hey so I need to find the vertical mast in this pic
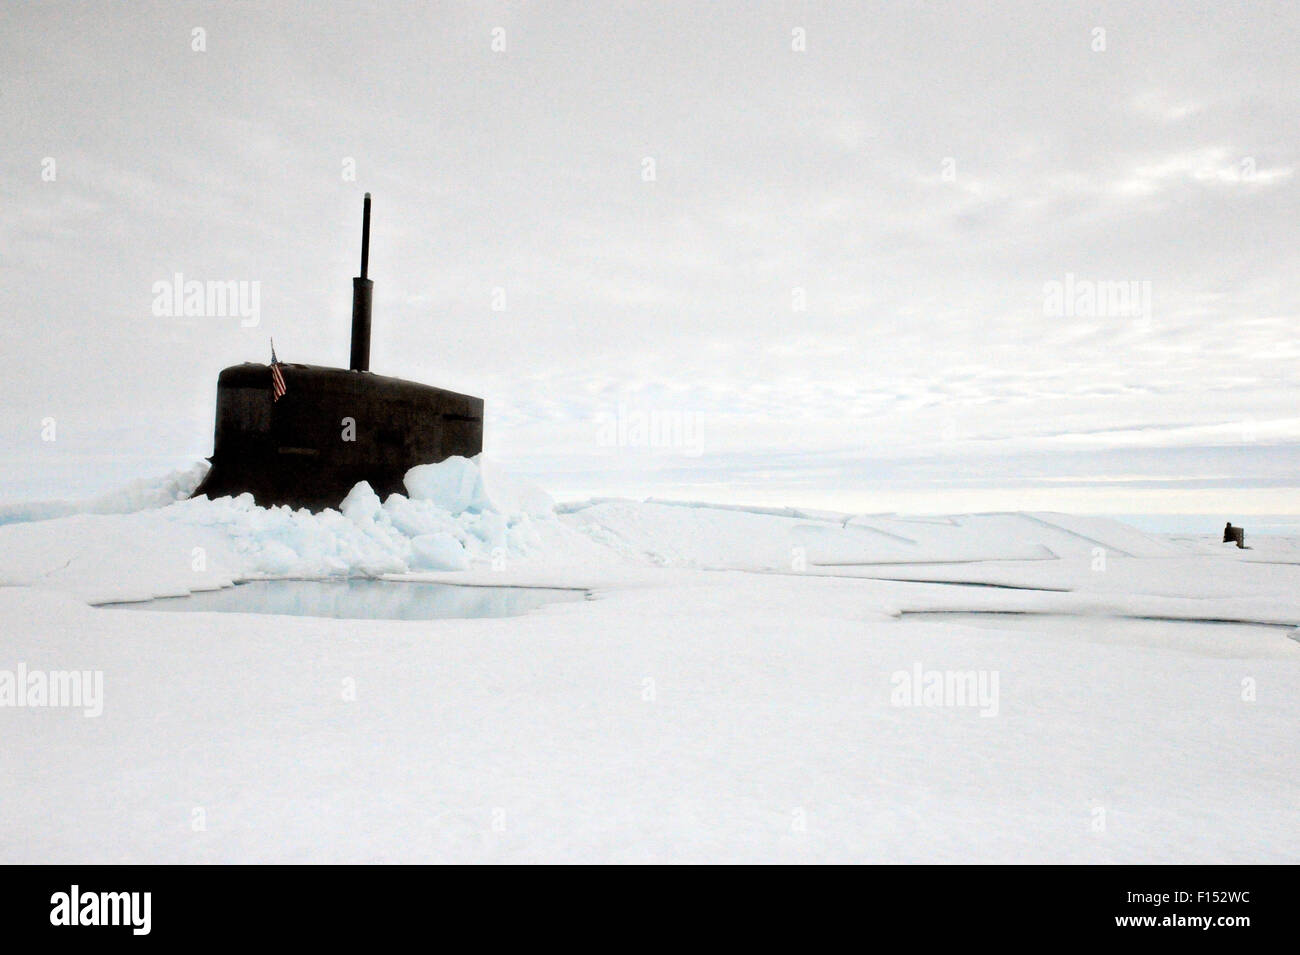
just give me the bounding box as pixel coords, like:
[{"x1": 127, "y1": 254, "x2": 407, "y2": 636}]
[{"x1": 350, "y1": 193, "x2": 373, "y2": 372}]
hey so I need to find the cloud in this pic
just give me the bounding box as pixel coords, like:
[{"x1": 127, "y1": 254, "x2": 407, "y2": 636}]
[
  {"x1": 1113, "y1": 147, "x2": 1293, "y2": 196},
  {"x1": 0, "y1": 1, "x2": 1297, "y2": 514},
  {"x1": 1130, "y1": 90, "x2": 1204, "y2": 123}
]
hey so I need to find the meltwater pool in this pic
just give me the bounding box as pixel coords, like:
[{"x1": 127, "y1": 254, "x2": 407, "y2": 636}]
[{"x1": 101, "y1": 578, "x2": 588, "y2": 620}]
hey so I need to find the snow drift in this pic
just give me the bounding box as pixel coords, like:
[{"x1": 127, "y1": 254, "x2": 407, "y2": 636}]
[
  {"x1": 0, "y1": 461, "x2": 209, "y2": 526},
  {"x1": 0, "y1": 456, "x2": 593, "y2": 604}
]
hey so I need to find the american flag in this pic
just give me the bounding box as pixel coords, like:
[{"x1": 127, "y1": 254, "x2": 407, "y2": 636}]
[{"x1": 270, "y1": 340, "x2": 287, "y2": 402}]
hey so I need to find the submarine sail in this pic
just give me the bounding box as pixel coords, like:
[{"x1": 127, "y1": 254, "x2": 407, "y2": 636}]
[{"x1": 191, "y1": 196, "x2": 484, "y2": 510}]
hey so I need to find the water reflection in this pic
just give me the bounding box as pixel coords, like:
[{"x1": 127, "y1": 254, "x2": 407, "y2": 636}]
[{"x1": 103, "y1": 578, "x2": 586, "y2": 620}]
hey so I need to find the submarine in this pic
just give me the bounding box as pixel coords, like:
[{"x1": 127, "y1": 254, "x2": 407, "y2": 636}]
[{"x1": 192, "y1": 195, "x2": 484, "y2": 511}]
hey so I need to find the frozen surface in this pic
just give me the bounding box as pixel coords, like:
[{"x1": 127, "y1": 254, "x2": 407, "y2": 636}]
[
  {"x1": 0, "y1": 461, "x2": 1297, "y2": 863},
  {"x1": 0, "y1": 461, "x2": 207, "y2": 526},
  {"x1": 904, "y1": 612, "x2": 1296, "y2": 659}
]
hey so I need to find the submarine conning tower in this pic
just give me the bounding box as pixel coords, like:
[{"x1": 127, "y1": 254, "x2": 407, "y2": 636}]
[{"x1": 191, "y1": 195, "x2": 485, "y2": 511}]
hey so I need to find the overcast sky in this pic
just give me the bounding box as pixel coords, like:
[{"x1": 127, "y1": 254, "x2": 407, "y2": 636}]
[{"x1": 2, "y1": 1, "x2": 1297, "y2": 517}]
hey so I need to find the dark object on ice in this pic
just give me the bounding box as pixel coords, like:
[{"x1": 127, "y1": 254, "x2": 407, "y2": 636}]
[
  {"x1": 1224, "y1": 522, "x2": 1245, "y2": 548},
  {"x1": 192, "y1": 195, "x2": 484, "y2": 510},
  {"x1": 192, "y1": 364, "x2": 483, "y2": 510}
]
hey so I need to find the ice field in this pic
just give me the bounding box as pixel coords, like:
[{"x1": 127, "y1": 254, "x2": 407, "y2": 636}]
[{"x1": 1, "y1": 458, "x2": 1296, "y2": 863}]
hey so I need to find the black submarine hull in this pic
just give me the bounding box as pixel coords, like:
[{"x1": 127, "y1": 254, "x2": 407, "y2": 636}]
[{"x1": 192, "y1": 363, "x2": 484, "y2": 510}]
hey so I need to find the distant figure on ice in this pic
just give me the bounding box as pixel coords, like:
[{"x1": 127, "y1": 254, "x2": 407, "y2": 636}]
[{"x1": 1224, "y1": 522, "x2": 1246, "y2": 548}]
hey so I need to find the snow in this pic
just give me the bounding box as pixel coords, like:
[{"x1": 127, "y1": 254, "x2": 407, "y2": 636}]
[
  {"x1": 0, "y1": 460, "x2": 1297, "y2": 862},
  {"x1": 0, "y1": 456, "x2": 604, "y2": 603},
  {"x1": 0, "y1": 461, "x2": 208, "y2": 526}
]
